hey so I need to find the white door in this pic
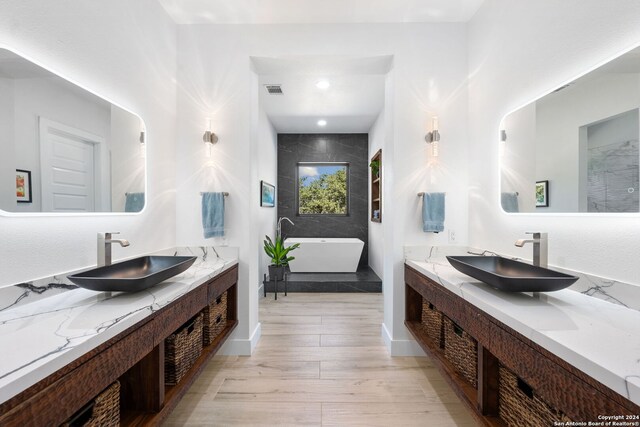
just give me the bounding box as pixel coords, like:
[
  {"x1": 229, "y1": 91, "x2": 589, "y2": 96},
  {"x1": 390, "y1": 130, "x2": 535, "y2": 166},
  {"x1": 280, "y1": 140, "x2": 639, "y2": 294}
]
[{"x1": 40, "y1": 119, "x2": 104, "y2": 212}]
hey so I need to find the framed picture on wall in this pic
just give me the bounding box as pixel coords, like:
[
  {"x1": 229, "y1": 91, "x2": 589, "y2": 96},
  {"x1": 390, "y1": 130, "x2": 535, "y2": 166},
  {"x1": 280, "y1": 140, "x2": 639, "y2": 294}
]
[
  {"x1": 261, "y1": 180, "x2": 275, "y2": 207},
  {"x1": 535, "y1": 180, "x2": 549, "y2": 207},
  {"x1": 16, "y1": 169, "x2": 32, "y2": 203}
]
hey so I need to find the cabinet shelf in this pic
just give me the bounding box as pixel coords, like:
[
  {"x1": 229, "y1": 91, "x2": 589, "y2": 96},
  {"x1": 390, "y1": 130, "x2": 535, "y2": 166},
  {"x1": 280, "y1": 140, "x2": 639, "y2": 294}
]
[{"x1": 370, "y1": 149, "x2": 382, "y2": 223}]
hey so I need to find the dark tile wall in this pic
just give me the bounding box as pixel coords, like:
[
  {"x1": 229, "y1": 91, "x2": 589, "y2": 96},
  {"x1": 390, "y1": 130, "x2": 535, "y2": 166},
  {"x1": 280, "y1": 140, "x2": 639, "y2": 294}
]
[{"x1": 277, "y1": 134, "x2": 369, "y2": 267}]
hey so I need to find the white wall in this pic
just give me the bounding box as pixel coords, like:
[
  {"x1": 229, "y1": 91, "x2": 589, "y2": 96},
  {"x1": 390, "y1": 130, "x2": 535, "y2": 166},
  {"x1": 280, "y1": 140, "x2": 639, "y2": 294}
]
[
  {"x1": 0, "y1": 78, "x2": 15, "y2": 211},
  {"x1": 176, "y1": 23, "x2": 469, "y2": 355},
  {"x1": 0, "y1": 0, "x2": 177, "y2": 288},
  {"x1": 368, "y1": 111, "x2": 384, "y2": 278},
  {"x1": 500, "y1": 103, "x2": 536, "y2": 212},
  {"x1": 468, "y1": 0, "x2": 640, "y2": 285},
  {"x1": 535, "y1": 74, "x2": 640, "y2": 212},
  {"x1": 9, "y1": 77, "x2": 112, "y2": 213},
  {"x1": 110, "y1": 105, "x2": 146, "y2": 212},
  {"x1": 257, "y1": 101, "x2": 278, "y2": 294}
]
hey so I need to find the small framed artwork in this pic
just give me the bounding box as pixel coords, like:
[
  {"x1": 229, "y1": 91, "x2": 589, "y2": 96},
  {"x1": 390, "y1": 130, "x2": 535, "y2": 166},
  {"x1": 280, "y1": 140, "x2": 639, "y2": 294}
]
[
  {"x1": 16, "y1": 169, "x2": 32, "y2": 203},
  {"x1": 535, "y1": 180, "x2": 549, "y2": 207},
  {"x1": 260, "y1": 180, "x2": 275, "y2": 207}
]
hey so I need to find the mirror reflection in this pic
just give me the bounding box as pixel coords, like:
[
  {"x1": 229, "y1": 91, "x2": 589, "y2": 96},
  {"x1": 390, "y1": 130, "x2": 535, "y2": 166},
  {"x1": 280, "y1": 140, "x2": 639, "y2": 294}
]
[
  {"x1": 500, "y1": 46, "x2": 640, "y2": 213},
  {"x1": 0, "y1": 48, "x2": 145, "y2": 214}
]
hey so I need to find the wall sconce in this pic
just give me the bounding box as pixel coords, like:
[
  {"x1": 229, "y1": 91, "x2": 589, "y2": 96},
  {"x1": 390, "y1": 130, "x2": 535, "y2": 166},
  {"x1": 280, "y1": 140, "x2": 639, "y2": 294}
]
[
  {"x1": 139, "y1": 130, "x2": 146, "y2": 158},
  {"x1": 203, "y1": 130, "x2": 218, "y2": 145},
  {"x1": 203, "y1": 119, "x2": 218, "y2": 158},
  {"x1": 425, "y1": 116, "x2": 440, "y2": 156}
]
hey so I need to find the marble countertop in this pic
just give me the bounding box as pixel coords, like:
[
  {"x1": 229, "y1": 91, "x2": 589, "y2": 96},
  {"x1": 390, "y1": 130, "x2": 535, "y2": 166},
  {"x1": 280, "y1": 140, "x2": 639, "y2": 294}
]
[
  {"x1": 405, "y1": 249, "x2": 640, "y2": 406},
  {"x1": 0, "y1": 247, "x2": 238, "y2": 404}
]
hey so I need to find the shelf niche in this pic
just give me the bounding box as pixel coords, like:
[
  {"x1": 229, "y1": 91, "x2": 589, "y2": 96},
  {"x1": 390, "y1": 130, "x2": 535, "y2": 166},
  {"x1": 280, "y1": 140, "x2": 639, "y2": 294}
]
[{"x1": 370, "y1": 149, "x2": 382, "y2": 223}]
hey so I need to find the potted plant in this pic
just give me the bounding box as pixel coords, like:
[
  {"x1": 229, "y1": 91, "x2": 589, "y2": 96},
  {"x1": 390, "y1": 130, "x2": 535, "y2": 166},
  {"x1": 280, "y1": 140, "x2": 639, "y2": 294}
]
[
  {"x1": 263, "y1": 235, "x2": 300, "y2": 281},
  {"x1": 369, "y1": 159, "x2": 380, "y2": 178}
]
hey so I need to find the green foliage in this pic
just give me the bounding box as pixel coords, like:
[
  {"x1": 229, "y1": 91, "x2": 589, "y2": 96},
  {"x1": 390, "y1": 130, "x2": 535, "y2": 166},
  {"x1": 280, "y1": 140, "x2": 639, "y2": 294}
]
[
  {"x1": 369, "y1": 160, "x2": 380, "y2": 177},
  {"x1": 263, "y1": 235, "x2": 300, "y2": 266},
  {"x1": 299, "y1": 169, "x2": 347, "y2": 214}
]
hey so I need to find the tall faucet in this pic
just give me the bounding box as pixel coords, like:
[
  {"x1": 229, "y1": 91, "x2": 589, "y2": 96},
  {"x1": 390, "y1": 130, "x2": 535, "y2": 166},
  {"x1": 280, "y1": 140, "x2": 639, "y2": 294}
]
[
  {"x1": 277, "y1": 217, "x2": 294, "y2": 240},
  {"x1": 515, "y1": 232, "x2": 548, "y2": 268},
  {"x1": 97, "y1": 232, "x2": 130, "y2": 267}
]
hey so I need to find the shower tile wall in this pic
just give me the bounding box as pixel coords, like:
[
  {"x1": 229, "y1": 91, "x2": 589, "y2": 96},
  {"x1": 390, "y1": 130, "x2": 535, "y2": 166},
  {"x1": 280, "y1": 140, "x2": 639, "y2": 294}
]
[{"x1": 277, "y1": 134, "x2": 369, "y2": 268}]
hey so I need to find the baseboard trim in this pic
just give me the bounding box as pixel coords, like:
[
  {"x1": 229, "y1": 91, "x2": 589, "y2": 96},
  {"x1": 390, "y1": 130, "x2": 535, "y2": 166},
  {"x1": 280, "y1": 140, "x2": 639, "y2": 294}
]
[
  {"x1": 219, "y1": 322, "x2": 262, "y2": 356},
  {"x1": 381, "y1": 323, "x2": 425, "y2": 356}
]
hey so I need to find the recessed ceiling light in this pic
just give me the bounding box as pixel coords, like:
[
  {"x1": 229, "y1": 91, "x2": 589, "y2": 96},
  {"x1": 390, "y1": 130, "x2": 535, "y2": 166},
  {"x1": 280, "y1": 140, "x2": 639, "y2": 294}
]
[
  {"x1": 316, "y1": 80, "x2": 330, "y2": 90},
  {"x1": 317, "y1": 119, "x2": 327, "y2": 127}
]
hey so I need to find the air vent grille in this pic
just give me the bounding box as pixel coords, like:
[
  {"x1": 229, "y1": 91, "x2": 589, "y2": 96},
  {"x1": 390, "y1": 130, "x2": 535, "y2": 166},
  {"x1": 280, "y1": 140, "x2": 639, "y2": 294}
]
[{"x1": 264, "y1": 84, "x2": 283, "y2": 95}]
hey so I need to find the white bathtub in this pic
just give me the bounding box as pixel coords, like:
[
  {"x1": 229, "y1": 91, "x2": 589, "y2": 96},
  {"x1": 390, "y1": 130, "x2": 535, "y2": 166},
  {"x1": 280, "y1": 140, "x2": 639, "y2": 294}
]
[{"x1": 285, "y1": 238, "x2": 364, "y2": 273}]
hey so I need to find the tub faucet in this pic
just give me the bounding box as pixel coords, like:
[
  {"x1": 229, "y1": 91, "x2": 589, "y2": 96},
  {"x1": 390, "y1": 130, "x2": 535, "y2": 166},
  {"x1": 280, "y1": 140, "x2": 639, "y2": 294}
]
[
  {"x1": 515, "y1": 232, "x2": 548, "y2": 268},
  {"x1": 277, "y1": 217, "x2": 294, "y2": 240},
  {"x1": 98, "y1": 232, "x2": 130, "y2": 267}
]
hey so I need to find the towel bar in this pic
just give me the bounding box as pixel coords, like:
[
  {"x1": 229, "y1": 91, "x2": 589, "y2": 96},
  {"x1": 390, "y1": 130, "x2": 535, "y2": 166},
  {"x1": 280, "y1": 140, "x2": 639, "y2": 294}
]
[
  {"x1": 417, "y1": 192, "x2": 447, "y2": 196},
  {"x1": 200, "y1": 192, "x2": 229, "y2": 196}
]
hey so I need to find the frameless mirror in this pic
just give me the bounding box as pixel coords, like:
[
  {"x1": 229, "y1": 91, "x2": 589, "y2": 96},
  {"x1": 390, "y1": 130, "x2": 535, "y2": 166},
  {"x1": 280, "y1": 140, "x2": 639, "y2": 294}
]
[
  {"x1": 0, "y1": 48, "x2": 146, "y2": 214},
  {"x1": 500, "y1": 46, "x2": 640, "y2": 213}
]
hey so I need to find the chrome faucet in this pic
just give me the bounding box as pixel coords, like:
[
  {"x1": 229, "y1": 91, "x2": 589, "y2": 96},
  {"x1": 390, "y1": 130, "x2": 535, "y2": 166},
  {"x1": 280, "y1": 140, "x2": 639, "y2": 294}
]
[
  {"x1": 277, "y1": 217, "x2": 294, "y2": 240},
  {"x1": 515, "y1": 232, "x2": 548, "y2": 268},
  {"x1": 97, "y1": 232, "x2": 130, "y2": 267}
]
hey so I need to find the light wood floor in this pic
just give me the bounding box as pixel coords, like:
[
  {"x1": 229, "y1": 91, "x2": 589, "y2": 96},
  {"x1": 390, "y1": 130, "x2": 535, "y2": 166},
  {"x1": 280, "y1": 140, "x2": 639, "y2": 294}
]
[{"x1": 164, "y1": 293, "x2": 478, "y2": 426}]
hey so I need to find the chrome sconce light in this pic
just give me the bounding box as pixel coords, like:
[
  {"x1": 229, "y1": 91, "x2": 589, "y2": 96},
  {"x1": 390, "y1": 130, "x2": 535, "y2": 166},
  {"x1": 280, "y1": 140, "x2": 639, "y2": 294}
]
[
  {"x1": 203, "y1": 130, "x2": 218, "y2": 145},
  {"x1": 499, "y1": 129, "x2": 507, "y2": 157},
  {"x1": 203, "y1": 119, "x2": 218, "y2": 158},
  {"x1": 139, "y1": 130, "x2": 146, "y2": 158},
  {"x1": 425, "y1": 116, "x2": 440, "y2": 156}
]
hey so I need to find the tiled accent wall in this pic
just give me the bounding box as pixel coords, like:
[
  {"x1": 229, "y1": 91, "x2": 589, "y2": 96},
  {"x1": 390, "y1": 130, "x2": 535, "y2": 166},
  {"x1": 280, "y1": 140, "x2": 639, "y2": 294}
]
[{"x1": 277, "y1": 134, "x2": 369, "y2": 268}]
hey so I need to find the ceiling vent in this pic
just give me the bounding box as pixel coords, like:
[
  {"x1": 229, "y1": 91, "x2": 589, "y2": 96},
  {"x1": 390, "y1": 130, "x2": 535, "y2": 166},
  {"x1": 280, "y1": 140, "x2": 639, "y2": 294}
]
[{"x1": 264, "y1": 84, "x2": 283, "y2": 95}]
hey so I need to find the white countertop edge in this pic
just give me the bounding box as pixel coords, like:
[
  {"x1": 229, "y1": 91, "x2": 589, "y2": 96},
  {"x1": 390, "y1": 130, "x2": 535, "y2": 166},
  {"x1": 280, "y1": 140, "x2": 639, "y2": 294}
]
[
  {"x1": 0, "y1": 257, "x2": 238, "y2": 404},
  {"x1": 405, "y1": 259, "x2": 640, "y2": 406}
]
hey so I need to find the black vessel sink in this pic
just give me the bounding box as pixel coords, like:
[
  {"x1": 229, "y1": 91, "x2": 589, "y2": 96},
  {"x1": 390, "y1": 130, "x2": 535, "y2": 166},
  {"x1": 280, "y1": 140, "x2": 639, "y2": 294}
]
[
  {"x1": 68, "y1": 256, "x2": 197, "y2": 292},
  {"x1": 446, "y1": 256, "x2": 579, "y2": 292}
]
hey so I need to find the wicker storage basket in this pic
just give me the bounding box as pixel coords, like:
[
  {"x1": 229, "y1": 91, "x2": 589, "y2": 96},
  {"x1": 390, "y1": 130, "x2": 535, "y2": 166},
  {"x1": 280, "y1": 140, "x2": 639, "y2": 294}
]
[
  {"x1": 499, "y1": 365, "x2": 572, "y2": 427},
  {"x1": 443, "y1": 316, "x2": 478, "y2": 388},
  {"x1": 203, "y1": 291, "x2": 228, "y2": 346},
  {"x1": 421, "y1": 300, "x2": 443, "y2": 347},
  {"x1": 165, "y1": 313, "x2": 204, "y2": 385},
  {"x1": 62, "y1": 381, "x2": 120, "y2": 427}
]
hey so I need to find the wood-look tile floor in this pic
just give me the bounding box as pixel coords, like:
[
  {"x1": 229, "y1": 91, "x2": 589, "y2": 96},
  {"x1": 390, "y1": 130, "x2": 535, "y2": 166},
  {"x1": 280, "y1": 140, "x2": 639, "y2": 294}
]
[{"x1": 164, "y1": 293, "x2": 478, "y2": 426}]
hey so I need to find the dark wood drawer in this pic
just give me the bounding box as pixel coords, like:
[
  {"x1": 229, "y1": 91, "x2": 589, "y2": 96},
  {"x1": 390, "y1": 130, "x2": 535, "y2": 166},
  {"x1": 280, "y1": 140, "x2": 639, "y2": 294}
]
[
  {"x1": 153, "y1": 285, "x2": 208, "y2": 347},
  {"x1": 208, "y1": 265, "x2": 238, "y2": 302}
]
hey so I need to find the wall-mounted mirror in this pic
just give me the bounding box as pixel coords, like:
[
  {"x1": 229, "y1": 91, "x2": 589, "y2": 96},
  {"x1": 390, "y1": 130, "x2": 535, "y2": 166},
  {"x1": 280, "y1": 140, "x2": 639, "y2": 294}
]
[
  {"x1": 500, "y1": 46, "x2": 640, "y2": 214},
  {"x1": 0, "y1": 48, "x2": 146, "y2": 214}
]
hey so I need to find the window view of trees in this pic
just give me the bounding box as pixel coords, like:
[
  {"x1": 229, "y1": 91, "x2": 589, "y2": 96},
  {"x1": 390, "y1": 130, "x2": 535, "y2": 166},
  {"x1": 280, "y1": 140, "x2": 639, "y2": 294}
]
[{"x1": 298, "y1": 163, "x2": 348, "y2": 214}]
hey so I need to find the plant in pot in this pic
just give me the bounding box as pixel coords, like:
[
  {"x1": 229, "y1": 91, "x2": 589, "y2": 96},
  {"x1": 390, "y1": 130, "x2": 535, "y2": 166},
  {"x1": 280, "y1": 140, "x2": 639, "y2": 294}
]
[
  {"x1": 263, "y1": 235, "x2": 300, "y2": 281},
  {"x1": 369, "y1": 159, "x2": 380, "y2": 178}
]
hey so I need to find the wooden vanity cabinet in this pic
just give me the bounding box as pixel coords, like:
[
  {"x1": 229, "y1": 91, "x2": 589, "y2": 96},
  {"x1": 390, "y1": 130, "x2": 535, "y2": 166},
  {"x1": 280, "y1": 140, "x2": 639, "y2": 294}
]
[
  {"x1": 0, "y1": 265, "x2": 238, "y2": 427},
  {"x1": 404, "y1": 264, "x2": 640, "y2": 426}
]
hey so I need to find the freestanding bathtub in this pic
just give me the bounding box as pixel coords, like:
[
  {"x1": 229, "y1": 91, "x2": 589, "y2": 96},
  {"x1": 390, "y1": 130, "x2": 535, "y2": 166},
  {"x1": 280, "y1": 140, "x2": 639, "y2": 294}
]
[{"x1": 284, "y1": 237, "x2": 364, "y2": 273}]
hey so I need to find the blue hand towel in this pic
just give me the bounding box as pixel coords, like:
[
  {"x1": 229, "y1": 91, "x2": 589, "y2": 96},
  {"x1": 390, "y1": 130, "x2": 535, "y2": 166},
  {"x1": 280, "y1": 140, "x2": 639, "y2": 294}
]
[
  {"x1": 124, "y1": 192, "x2": 145, "y2": 212},
  {"x1": 422, "y1": 192, "x2": 445, "y2": 233},
  {"x1": 501, "y1": 192, "x2": 519, "y2": 213},
  {"x1": 202, "y1": 192, "x2": 225, "y2": 238}
]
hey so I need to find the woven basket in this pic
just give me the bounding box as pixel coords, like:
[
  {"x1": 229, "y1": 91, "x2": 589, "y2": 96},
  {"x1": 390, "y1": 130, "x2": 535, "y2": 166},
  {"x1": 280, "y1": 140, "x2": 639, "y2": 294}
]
[
  {"x1": 63, "y1": 381, "x2": 120, "y2": 427},
  {"x1": 499, "y1": 365, "x2": 572, "y2": 427},
  {"x1": 421, "y1": 300, "x2": 443, "y2": 347},
  {"x1": 165, "y1": 313, "x2": 204, "y2": 385},
  {"x1": 203, "y1": 291, "x2": 228, "y2": 346},
  {"x1": 84, "y1": 381, "x2": 120, "y2": 427},
  {"x1": 443, "y1": 316, "x2": 478, "y2": 388}
]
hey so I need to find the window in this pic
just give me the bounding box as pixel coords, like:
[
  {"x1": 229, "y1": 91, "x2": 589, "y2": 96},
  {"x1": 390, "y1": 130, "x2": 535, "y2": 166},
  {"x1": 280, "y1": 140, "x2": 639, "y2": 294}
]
[{"x1": 297, "y1": 162, "x2": 349, "y2": 215}]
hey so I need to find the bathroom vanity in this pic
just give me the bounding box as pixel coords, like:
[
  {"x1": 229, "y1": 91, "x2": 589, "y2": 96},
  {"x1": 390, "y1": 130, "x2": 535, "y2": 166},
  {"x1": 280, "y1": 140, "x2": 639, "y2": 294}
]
[
  {"x1": 0, "y1": 249, "x2": 238, "y2": 426},
  {"x1": 404, "y1": 258, "x2": 640, "y2": 426}
]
